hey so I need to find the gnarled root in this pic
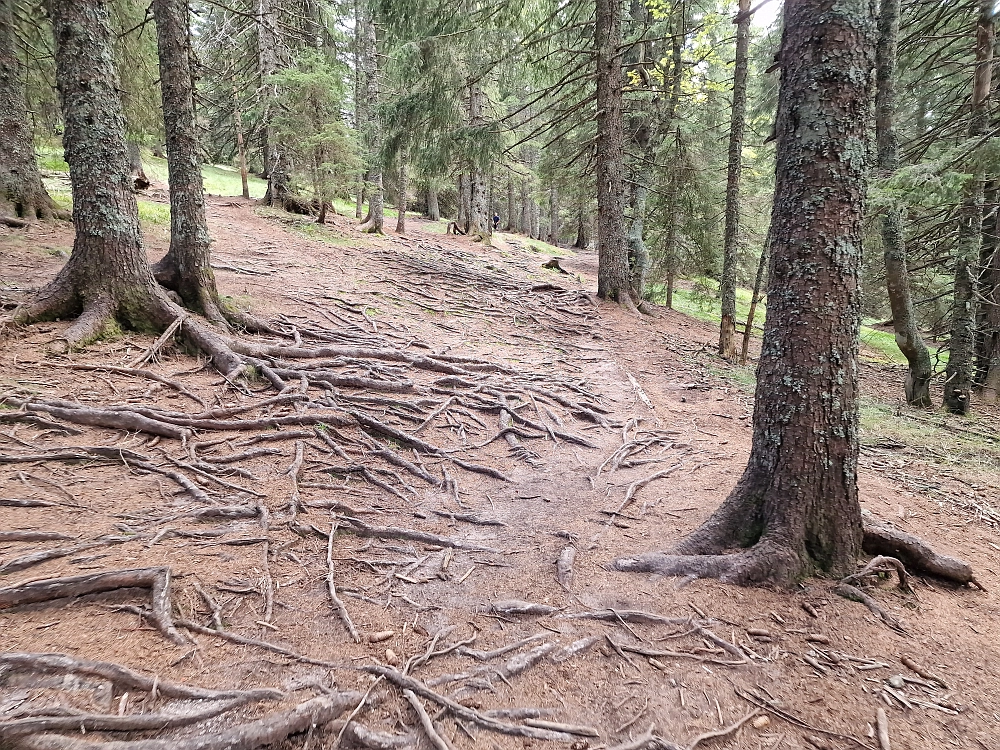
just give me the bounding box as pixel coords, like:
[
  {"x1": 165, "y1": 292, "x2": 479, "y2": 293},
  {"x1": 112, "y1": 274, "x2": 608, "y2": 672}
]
[
  {"x1": 862, "y1": 519, "x2": 984, "y2": 589},
  {"x1": 611, "y1": 536, "x2": 802, "y2": 587},
  {"x1": 6, "y1": 693, "x2": 361, "y2": 750},
  {"x1": 0, "y1": 567, "x2": 186, "y2": 645}
]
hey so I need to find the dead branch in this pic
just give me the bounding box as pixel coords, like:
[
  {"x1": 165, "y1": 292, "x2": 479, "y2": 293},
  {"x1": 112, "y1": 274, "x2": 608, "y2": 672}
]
[
  {"x1": 833, "y1": 583, "x2": 906, "y2": 633},
  {"x1": 0, "y1": 567, "x2": 185, "y2": 644},
  {"x1": 333, "y1": 516, "x2": 500, "y2": 552},
  {"x1": 175, "y1": 618, "x2": 344, "y2": 669},
  {"x1": 403, "y1": 690, "x2": 453, "y2": 750},
  {"x1": 326, "y1": 523, "x2": 360, "y2": 642},
  {"x1": 556, "y1": 546, "x2": 575, "y2": 590},
  {"x1": 129, "y1": 314, "x2": 187, "y2": 368}
]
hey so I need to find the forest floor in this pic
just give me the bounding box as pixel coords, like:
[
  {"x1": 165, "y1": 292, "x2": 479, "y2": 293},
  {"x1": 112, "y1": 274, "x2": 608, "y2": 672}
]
[{"x1": 2, "y1": 189, "x2": 1000, "y2": 750}]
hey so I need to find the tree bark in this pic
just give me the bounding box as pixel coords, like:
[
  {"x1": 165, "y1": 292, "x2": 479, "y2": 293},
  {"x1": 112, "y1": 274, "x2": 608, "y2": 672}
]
[
  {"x1": 15, "y1": 0, "x2": 178, "y2": 346},
  {"x1": 519, "y1": 178, "x2": 528, "y2": 235},
  {"x1": 615, "y1": 0, "x2": 874, "y2": 586},
  {"x1": 979, "y1": 185, "x2": 1000, "y2": 401},
  {"x1": 740, "y1": 234, "x2": 769, "y2": 366},
  {"x1": 467, "y1": 85, "x2": 491, "y2": 241},
  {"x1": 0, "y1": 0, "x2": 61, "y2": 223},
  {"x1": 395, "y1": 148, "x2": 407, "y2": 233},
  {"x1": 505, "y1": 176, "x2": 515, "y2": 231},
  {"x1": 151, "y1": 0, "x2": 227, "y2": 327},
  {"x1": 258, "y1": 0, "x2": 294, "y2": 210},
  {"x1": 548, "y1": 186, "x2": 560, "y2": 246},
  {"x1": 356, "y1": 1, "x2": 383, "y2": 233},
  {"x1": 233, "y1": 84, "x2": 250, "y2": 200},
  {"x1": 457, "y1": 173, "x2": 469, "y2": 229},
  {"x1": 876, "y1": 0, "x2": 932, "y2": 407},
  {"x1": 425, "y1": 183, "x2": 439, "y2": 221},
  {"x1": 12, "y1": 0, "x2": 243, "y2": 379},
  {"x1": 944, "y1": 2, "x2": 994, "y2": 415},
  {"x1": 595, "y1": 0, "x2": 632, "y2": 305},
  {"x1": 718, "y1": 0, "x2": 751, "y2": 360},
  {"x1": 573, "y1": 204, "x2": 590, "y2": 249}
]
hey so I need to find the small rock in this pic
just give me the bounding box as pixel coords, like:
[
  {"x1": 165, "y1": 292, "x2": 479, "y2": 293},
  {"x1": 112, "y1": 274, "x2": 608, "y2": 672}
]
[
  {"x1": 752, "y1": 715, "x2": 771, "y2": 729},
  {"x1": 888, "y1": 675, "x2": 906, "y2": 689}
]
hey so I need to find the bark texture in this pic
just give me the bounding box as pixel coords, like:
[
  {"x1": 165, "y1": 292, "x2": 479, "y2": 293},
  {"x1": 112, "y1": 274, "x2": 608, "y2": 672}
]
[
  {"x1": 13, "y1": 0, "x2": 242, "y2": 378},
  {"x1": 426, "y1": 184, "x2": 440, "y2": 221},
  {"x1": 0, "y1": 0, "x2": 60, "y2": 222},
  {"x1": 356, "y1": 0, "x2": 383, "y2": 234},
  {"x1": 718, "y1": 0, "x2": 751, "y2": 360},
  {"x1": 945, "y1": 2, "x2": 994, "y2": 414},
  {"x1": 151, "y1": 0, "x2": 227, "y2": 327},
  {"x1": 876, "y1": 0, "x2": 933, "y2": 407},
  {"x1": 395, "y1": 149, "x2": 407, "y2": 233},
  {"x1": 467, "y1": 85, "x2": 491, "y2": 242},
  {"x1": 594, "y1": 0, "x2": 632, "y2": 305},
  {"x1": 258, "y1": 0, "x2": 292, "y2": 210},
  {"x1": 614, "y1": 0, "x2": 875, "y2": 585}
]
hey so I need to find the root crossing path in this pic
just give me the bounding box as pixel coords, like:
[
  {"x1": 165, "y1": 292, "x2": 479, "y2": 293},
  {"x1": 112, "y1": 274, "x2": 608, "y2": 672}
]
[{"x1": 0, "y1": 198, "x2": 998, "y2": 750}]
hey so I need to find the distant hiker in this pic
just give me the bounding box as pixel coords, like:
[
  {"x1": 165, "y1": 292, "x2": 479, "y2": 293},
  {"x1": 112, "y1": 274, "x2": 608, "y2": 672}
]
[{"x1": 493, "y1": 213, "x2": 500, "y2": 231}]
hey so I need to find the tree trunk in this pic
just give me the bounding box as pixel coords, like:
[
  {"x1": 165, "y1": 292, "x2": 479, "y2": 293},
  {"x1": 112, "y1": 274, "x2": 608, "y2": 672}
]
[
  {"x1": 945, "y1": 2, "x2": 994, "y2": 415},
  {"x1": 395, "y1": 149, "x2": 407, "y2": 233},
  {"x1": 977, "y1": 185, "x2": 1000, "y2": 401},
  {"x1": 594, "y1": 0, "x2": 631, "y2": 306},
  {"x1": 663, "y1": 127, "x2": 681, "y2": 310},
  {"x1": 740, "y1": 234, "x2": 769, "y2": 366},
  {"x1": 506, "y1": 177, "x2": 515, "y2": 231},
  {"x1": 519, "y1": 179, "x2": 529, "y2": 235},
  {"x1": 426, "y1": 184, "x2": 440, "y2": 221},
  {"x1": 457, "y1": 173, "x2": 468, "y2": 228},
  {"x1": 232, "y1": 84, "x2": 250, "y2": 199},
  {"x1": 718, "y1": 0, "x2": 751, "y2": 360},
  {"x1": 0, "y1": 0, "x2": 60, "y2": 223},
  {"x1": 14, "y1": 1, "x2": 175, "y2": 345},
  {"x1": 14, "y1": 0, "x2": 247, "y2": 377},
  {"x1": 151, "y1": 0, "x2": 227, "y2": 326},
  {"x1": 128, "y1": 141, "x2": 150, "y2": 190},
  {"x1": 548, "y1": 187, "x2": 560, "y2": 246},
  {"x1": 615, "y1": 0, "x2": 874, "y2": 586},
  {"x1": 467, "y1": 85, "x2": 490, "y2": 241},
  {"x1": 258, "y1": 0, "x2": 293, "y2": 210},
  {"x1": 356, "y1": 1, "x2": 383, "y2": 233},
  {"x1": 574, "y1": 205, "x2": 590, "y2": 249},
  {"x1": 876, "y1": 0, "x2": 932, "y2": 406}
]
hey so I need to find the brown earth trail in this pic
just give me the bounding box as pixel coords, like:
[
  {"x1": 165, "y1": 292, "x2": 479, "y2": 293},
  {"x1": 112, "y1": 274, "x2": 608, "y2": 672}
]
[{"x1": 1, "y1": 195, "x2": 999, "y2": 749}]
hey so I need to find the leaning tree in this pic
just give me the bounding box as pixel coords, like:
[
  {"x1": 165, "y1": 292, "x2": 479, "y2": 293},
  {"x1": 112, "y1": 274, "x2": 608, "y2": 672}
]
[
  {"x1": 0, "y1": 0, "x2": 62, "y2": 225},
  {"x1": 10, "y1": 0, "x2": 240, "y2": 375},
  {"x1": 615, "y1": 0, "x2": 875, "y2": 585}
]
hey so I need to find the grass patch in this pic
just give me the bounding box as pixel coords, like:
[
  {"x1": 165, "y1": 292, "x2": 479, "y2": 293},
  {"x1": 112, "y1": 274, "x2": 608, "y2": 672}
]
[
  {"x1": 137, "y1": 199, "x2": 170, "y2": 226},
  {"x1": 37, "y1": 147, "x2": 69, "y2": 172},
  {"x1": 649, "y1": 276, "x2": 942, "y2": 365}
]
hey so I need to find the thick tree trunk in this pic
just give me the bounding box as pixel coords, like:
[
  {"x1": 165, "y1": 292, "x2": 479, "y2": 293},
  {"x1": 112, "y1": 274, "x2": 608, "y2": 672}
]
[
  {"x1": 594, "y1": 0, "x2": 632, "y2": 305},
  {"x1": 395, "y1": 149, "x2": 407, "y2": 233},
  {"x1": 356, "y1": 0, "x2": 383, "y2": 232},
  {"x1": 466, "y1": 85, "x2": 491, "y2": 241},
  {"x1": 151, "y1": 0, "x2": 226, "y2": 326},
  {"x1": 945, "y1": 2, "x2": 993, "y2": 415},
  {"x1": 876, "y1": 0, "x2": 932, "y2": 407},
  {"x1": 425, "y1": 184, "x2": 440, "y2": 221},
  {"x1": 615, "y1": 0, "x2": 874, "y2": 586},
  {"x1": 258, "y1": 0, "x2": 293, "y2": 210},
  {"x1": 0, "y1": 0, "x2": 61, "y2": 223},
  {"x1": 13, "y1": 0, "x2": 245, "y2": 376},
  {"x1": 718, "y1": 0, "x2": 751, "y2": 360},
  {"x1": 979, "y1": 186, "x2": 1000, "y2": 401}
]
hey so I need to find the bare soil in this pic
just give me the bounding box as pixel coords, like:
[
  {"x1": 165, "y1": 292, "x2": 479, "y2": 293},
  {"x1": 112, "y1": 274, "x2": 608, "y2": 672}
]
[{"x1": 2, "y1": 192, "x2": 999, "y2": 750}]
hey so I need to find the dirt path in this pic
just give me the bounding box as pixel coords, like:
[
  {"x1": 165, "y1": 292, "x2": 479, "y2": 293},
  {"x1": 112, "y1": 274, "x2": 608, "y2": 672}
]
[{"x1": 1, "y1": 198, "x2": 999, "y2": 750}]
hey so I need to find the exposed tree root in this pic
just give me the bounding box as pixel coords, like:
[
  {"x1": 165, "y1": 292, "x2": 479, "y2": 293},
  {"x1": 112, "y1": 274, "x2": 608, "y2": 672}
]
[
  {"x1": 363, "y1": 665, "x2": 581, "y2": 742},
  {"x1": 862, "y1": 519, "x2": 984, "y2": 589},
  {"x1": 0, "y1": 567, "x2": 186, "y2": 645},
  {"x1": 6, "y1": 693, "x2": 361, "y2": 750},
  {"x1": 0, "y1": 652, "x2": 283, "y2": 702}
]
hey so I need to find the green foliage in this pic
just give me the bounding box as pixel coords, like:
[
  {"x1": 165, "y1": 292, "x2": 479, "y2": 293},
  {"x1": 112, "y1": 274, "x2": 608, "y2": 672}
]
[{"x1": 270, "y1": 50, "x2": 359, "y2": 208}]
